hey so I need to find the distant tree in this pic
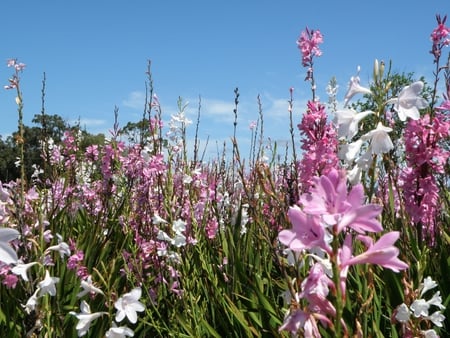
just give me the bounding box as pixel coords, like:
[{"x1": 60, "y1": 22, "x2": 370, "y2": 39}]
[
  {"x1": 32, "y1": 113, "x2": 68, "y2": 143},
  {"x1": 0, "y1": 113, "x2": 105, "y2": 183},
  {"x1": 120, "y1": 118, "x2": 150, "y2": 144}
]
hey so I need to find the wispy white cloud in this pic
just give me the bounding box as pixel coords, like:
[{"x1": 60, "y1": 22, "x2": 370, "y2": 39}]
[{"x1": 122, "y1": 91, "x2": 146, "y2": 110}]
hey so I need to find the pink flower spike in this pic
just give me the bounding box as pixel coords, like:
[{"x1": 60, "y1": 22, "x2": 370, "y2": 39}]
[{"x1": 344, "y1": 231, "x2": 408, "y2": 272}]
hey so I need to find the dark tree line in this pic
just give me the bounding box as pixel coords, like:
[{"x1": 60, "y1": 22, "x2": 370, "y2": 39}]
[{"x1": 0, "y1": 114, "x2": 105, "y2": 182}]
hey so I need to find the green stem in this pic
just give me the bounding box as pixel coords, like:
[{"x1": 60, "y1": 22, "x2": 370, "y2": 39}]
[{"x1": 331, "y1": 229, "x2": 343, "y2": 337}]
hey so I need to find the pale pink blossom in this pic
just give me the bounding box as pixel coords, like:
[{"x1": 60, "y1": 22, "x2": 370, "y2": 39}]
[{"x1": 342, "y1": 231, "x2": 408, "y2": 272}]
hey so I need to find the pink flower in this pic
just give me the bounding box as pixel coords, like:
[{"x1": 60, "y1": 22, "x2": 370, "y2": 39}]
[
  {"x1": 278, "y1": 206, "x2": 330, "y2": 253},
  {"x1": 342, "y1": 231, "x2": 408, "y2": 272},
  {"x1": 300, "y1": 169, "x2": 383, "y2": 234},
  {"x1": 297, "y1": 101, "x2": 339, "y2": 193},
  {"x1": 297, "y1": 27, "x2": 323, "y2": 67},
  {"x1": 279, "y1": 309, "x2": 321, "y2": 337},
  {"x1": 300, "y1": 263, "x2": 336, "y2": 316},
  {"x1": 430, "y1": 14, "x2": 450, "y2": 60}
]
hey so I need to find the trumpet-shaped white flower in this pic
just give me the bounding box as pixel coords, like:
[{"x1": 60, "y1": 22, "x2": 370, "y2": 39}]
[
  {"x1": 388, "y1": 81, "x2": 428, "y2": 121},
  {"x1": 394, "y1": 303, "x2": 410, "y2": 323},
  {"x1": 335, "y1": 109, "x2": 373, "y2": 139},
  {"x1": 0, "y1": 227, "x2": 20, "y2": 265},
  {"x1": 347, "y1": 165, "x2": 362, "y2": 185},
  {"x1": 105, "y1": 323, "x2": 135, "y2": 337},
  {"x1": 77, "y1": 275, "x2": 104, "y2": 298},
  {"x1": 361, "y1": 122, "x2": 394, "y2": 155},
  {"x1": 343, "y1": 66, "x2": 372, "y2": 106},
  {"x1": 426, "y1": 311, "x2": 446, "y2": 327},
  {"x1": 11, "y1": 261, "x2": 38, "y2": 281},
  {"x1": 45, "y1": 233, "x2": 71, "y2": 258},
  {"x1": 70, "y1": 300, "x2": 108, "y2": 337},
  {"x1": 420, "y1": 276, "x2": 438, "y2": 297},
  {"x1": 37, "y1": 270, "x2": 60, "y2": 297},
  {"x1": 421, "y1": 329, "x2": 439, "y2": 338},
  {"x1": 23, "y1": 288, "x2": 40, "y2": 314},
  {"x1": 115, "y1": 287, "x2": 145, "y2": 324},
  {"x1": 338, "y1": 139, "x2": 363, "y2": 163}
]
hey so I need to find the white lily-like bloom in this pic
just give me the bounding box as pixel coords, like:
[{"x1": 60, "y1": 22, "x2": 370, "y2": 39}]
[
  {"x1": 426, "y1": 311, "x2": 446, "y2": 327},
  {"x1": 343, "y1": 66, "x2": 372, "y2": 106},
  {"x1": 421, "y1": 329, "x2": 439, "y2": 338},
  {"x1": 77, "y1": 275, "x2": 104, "y2": 298},
  {"x1": 335, "y1": 108, "x2": 373, "y2": 139},
  {"x1": 361, "y1": 122, "x2": 394, "y2": 155},
  {"x1": 356, "y1": 149, "x2": 374, "y2": 171},
  {"x1": 12, "y1": 261, "x2": 38, "y2": 281},
  {"x1": 70, "y1": 300, "x2": 108, "y2": 337},
  {"x1": 23, "y1": 288, "x2": 40, "y2": 314},
  {"x1": 151, "y1": 214, "x2": 167, "y2": 225},
  {"x1": 115, "y1": 287, "x2": 146, "y2": 324},
  {"x1": 394, "y1": 303, "x2": 410, "y2": 323},
  {"x1": 37, "y1": 270, "x2": 60, "y2": 297},
  {"x1": 0, "y1": 227, "x2": 20, "y2": 265},
  {"x1": 387, "y1": 81, "x2": 428, "y2": 121},
  {"x1": 105, "y1": 323, "x2": 135, "y2": 337},
  {"x1": 347, "y1": 165, "x2": 362, "y2": 185},
  {"x1": 172, "y1": 219, "x2": 186, "y2": 247},
  {"x1": 338, "y1": 139, "x2": 363, "y2": 163},
  {"x1": 410, "y1": 291, "x2": 445, "y2": 319},
  {"x1": 45, "y1": 233, "x2": 71, "y2": 258},
  {"x1": 420, "y1": 276, "x2": 438, "y2": 297}
]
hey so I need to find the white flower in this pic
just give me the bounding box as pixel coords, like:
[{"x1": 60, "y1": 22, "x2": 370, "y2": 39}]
[
  {"x1": 157, "y1": 230, "x2": 172, "y2": 242},
  {"x1": 22, "y1": 288, "x2": 40, "y2": 314},
  {"x1": 427, "y1": 291, "x2": 445, "y2": 310},
  {"x1": 45, "y1": 233, "x2": 71, "y2": 258},
  {"x1": 70, "y1": 300, "x2": 108, "y2": 337},
  {"x1": 394, "y1": 303, "x2": 410, "y2": 323},
  {"x1": 411, "y1": 298, "x2": 429, "y2": 317},
  {"x1": 420, "y1": 276, "x2": 438, "y2": 297},
  {"x1": 114, "y1": 287, "x2": 145, "y2": 324},
  {"x1": 421, "y1": 329, "x2": 439, "y2": 338},
  {"x1": 172, "y1": 233, "x2": 186, "y2": 247},
  {"x1": 347, "y1": 165, "x2": 362, "y2": 185},
  {"x1": 343, "y1": 66, "x2": 372, "y2": 106},
  {"x1": 37, "y1": 270, "x2": 60, "y2": 297},
  {"x1": 105, "y1": 323, "x2": 135, "y2": 338},
  {"x1": 11, "y1": 261, "x2": 38, "y2": 281},
  {"x1": 77, "y1": 275, "x2": 104, "y2": 298},
  {"x1": 172, "y1": 219, "x2": 186, "y2": 234},
  {"x1": 387, "y1": 81, "x2": 428, "y2": 121},
  {"x1": 152, "y1": 214, "x2": 167, "y2": 225},
  {"x1": 355, "y1": 149, "x2": 373, "y2": 171},
  {"x1": 338, "y1": 139, "x2": 363, "y2": 163},
  {"x1": 426, "y1": 310, "x2": 446, "y2": 327},
  {"x1": 0, "y1": 227, "x2": 20, "y2": 265},
  {"x1": 335, "y1": 109, "x2": 373, "y2": 139},
  {"x1": 361, "y1": 122, "x2": 394, "y2": 155}
]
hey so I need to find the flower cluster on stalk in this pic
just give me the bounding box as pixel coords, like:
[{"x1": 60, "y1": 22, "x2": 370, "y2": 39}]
[{"x1": 278, "y1": 168, "x2": 408, "y2": 336}]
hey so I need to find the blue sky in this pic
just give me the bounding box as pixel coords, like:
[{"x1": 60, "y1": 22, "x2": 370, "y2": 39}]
[{"x1": 1, "y1": 1, "x2": 449, "y2": 159}]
